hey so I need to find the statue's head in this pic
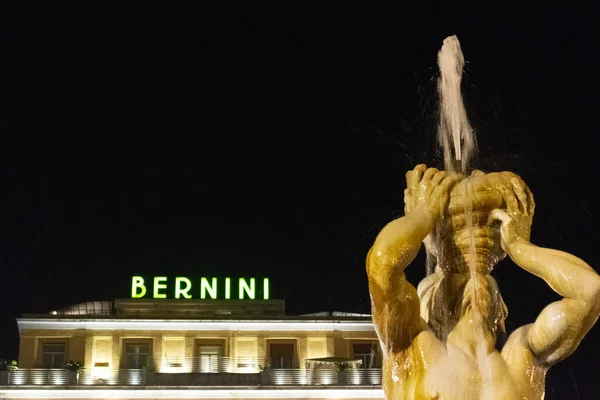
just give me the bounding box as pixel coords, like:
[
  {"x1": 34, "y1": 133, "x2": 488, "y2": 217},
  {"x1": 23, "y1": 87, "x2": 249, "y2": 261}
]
[{"x1": 421, "y1": 169, "x2": 535, "y2": 275}]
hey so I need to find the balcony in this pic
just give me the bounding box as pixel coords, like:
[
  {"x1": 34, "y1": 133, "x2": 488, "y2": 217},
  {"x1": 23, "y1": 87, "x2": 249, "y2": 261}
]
[{"x1": 1, "y1": 367, "x2": 382, "y2": 387}]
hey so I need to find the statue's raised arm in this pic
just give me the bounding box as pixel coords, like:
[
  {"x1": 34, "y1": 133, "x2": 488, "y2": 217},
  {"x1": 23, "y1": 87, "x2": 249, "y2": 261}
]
[
  {"x1": 490, "y1": 186, "x2": 600, "y2": 368},
  {"x1": 366, "y1": 164, "x2": 462, "y2": 352}
]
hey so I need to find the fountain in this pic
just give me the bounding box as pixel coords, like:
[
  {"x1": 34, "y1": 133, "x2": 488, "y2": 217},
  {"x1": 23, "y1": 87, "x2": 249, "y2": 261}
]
[{"x1": 366, "y1": 35, "x2": 600, "y2": 399}]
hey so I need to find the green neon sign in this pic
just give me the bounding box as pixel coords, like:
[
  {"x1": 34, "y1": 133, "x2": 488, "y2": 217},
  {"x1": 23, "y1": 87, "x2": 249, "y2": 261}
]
[{"x1": 131, "y1": 276, "x2": 271, "y2": 300}]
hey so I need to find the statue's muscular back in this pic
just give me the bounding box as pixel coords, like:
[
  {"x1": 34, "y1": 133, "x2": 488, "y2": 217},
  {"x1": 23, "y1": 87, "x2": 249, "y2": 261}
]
[
  {"x1": 368, "y1": 247, "x2": 544, "y2": 399},
  {"x1": 374, "y1": 303, "x2": 545, "y2": 400}
]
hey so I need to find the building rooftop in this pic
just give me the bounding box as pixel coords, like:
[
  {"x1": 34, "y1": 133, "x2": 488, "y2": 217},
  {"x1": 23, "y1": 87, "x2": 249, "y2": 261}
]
[{"x1": 23, "y1": 299, "x2": 372, "y2": 322}]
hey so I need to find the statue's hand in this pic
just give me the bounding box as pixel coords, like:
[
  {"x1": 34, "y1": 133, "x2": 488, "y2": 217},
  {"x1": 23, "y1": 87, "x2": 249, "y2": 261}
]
[
  {"x1": 404, "y1": 164, "x2": 462, "y2": 220},
  {"x1": 483, "y1": 171, "x2": 534, "y2": 236},
  {"x1": 488, "y1": 209, "x2": 519, "y2": 253},
  {"x1": 489, "y1": 207, "x2": 535, "y2": 256}
]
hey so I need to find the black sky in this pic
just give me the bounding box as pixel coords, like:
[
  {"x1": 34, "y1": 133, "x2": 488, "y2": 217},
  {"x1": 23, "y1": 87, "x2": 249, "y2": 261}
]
[{"x1": 1, "y1": 2, "x2": 599, "y2": 398}]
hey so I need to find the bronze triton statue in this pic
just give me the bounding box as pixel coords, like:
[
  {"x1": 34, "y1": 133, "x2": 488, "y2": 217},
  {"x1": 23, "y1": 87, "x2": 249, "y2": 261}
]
[{"x1": 366, "y1": 164, "x2": 600, "y2": 399}]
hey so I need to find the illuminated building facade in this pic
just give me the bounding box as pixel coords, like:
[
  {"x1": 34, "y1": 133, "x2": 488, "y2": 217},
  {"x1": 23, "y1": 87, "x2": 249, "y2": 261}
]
[{"x1": 1, "y1": 297, "x2": 384, "y2": 399}]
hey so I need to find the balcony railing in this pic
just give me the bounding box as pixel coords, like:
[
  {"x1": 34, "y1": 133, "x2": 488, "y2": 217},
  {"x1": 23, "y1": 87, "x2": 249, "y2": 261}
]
[
  {"x1": 80, "y1": 369, "x2": 147, "y2": 386},
  {"x1": 7, "y1": 369, "x2": 72, "y2": 386},
  {"x1": 345, "y1": 369, "x2": 383, "y2": 385},
  {"x1": 147, "y1": 356, "x2": 270, "y2": 373},
  {"x1": 268, "y1": 369, "x2": 382, "y2": 386},
  {"x1": 5, "y1": 369, "x2": 146, "y2": 386},
  {"x1": 1, "y1": 367, "x2": 382, "y2": 387}
]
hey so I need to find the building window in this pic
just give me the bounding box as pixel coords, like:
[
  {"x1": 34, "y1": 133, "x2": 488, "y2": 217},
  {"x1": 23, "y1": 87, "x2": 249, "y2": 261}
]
[
  {"x1": 198, "y1": 345, "x2": 223, "y2": 373},
  {"x1": 352, "y1": 343, "x2": 380, "y2": 368},
  {"x1": 41, "y1": 343, "x2": 66, "y2": 368},
  {"x1": 269, "y1": 343, "x2": 294, "y2": 369},
  {"x1": 124, "y1": 343, "x2": 150, "y2": 369}
]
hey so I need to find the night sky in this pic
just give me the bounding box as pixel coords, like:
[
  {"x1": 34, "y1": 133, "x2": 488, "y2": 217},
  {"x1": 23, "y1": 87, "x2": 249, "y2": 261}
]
[{"x1": 1, "y1": 3, "x2": 599, "y2": 398}]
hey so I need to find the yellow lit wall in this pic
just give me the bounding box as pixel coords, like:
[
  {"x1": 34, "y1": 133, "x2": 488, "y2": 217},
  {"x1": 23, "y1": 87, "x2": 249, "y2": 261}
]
[
  {"x1": 234, "y1": 337, "x2": 258, "y2": 372},
  {"x1": 307, "y1": 337, "x2": 327, "y2": 359},
  {"x1": 161, "y1": 337, "x2": 185, "y2": 372},
  {"x1": 17, "y1": 337, "x2": 35, "y2": 368},
  {"x1": 91, "y1": 336, "x2": 113, "y2": 381}
]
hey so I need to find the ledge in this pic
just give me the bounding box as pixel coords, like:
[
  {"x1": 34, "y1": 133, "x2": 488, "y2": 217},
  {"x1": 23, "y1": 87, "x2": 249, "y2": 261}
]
[
  {"x1": 0, "y1": 386, "x2": 385, "y2": 399},
  {"x1": 16, "y1": 319, "x2": 375, "y2": 333}
]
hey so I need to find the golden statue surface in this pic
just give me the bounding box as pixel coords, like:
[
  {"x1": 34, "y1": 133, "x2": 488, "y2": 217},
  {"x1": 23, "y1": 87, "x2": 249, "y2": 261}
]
[{"x1": 367, "y1": 164, "x2": 600, "y2": 399}]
